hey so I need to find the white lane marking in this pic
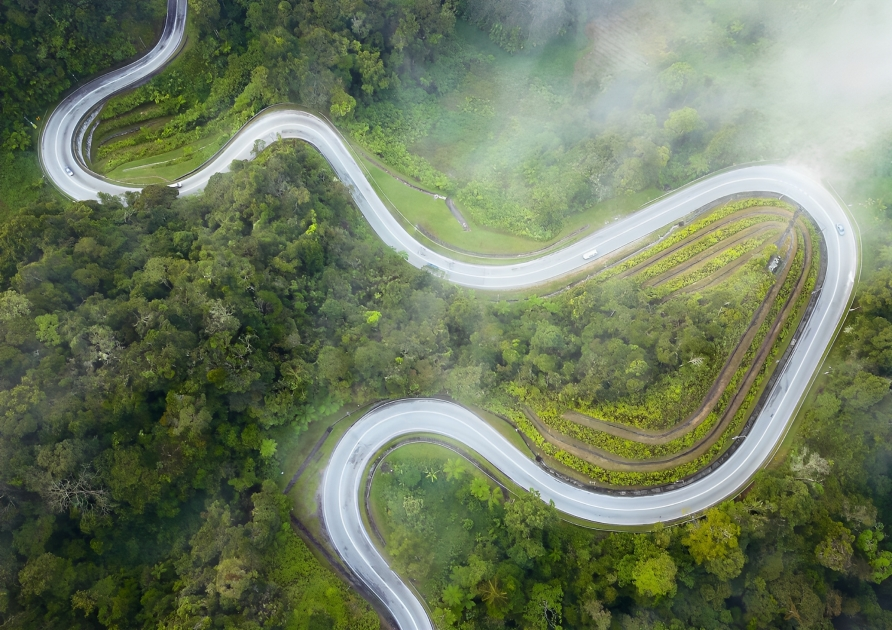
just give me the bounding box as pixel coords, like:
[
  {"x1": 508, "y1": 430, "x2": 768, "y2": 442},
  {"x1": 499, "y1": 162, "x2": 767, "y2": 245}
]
[{"x1": 40, "y1": 1, "x2": 858, "y2": 625}]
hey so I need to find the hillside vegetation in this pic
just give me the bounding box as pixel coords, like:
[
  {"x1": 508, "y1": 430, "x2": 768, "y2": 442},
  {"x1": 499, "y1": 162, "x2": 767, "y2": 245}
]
[
  {"x1": 4, "y1": 0, "x2": 892, "y2": 628},
  {"x1": 84, "y1": 0, "x2": 831, "y2": 243},
  {"x1": 1, "y1": 138, "x2": 891, "y2": 628},
  {"x1": 0, "y1": 0, "x2": 166, "y2": 154}
]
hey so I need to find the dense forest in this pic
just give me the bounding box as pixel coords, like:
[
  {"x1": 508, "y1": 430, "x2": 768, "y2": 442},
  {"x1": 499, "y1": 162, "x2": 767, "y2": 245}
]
[
  {"x1": 2, "y1": 136, "x2": 892, "y2": 628},
  {"x1": 0, "y1": 143, "x2": 398, "y2": 628},
  {"x1": 0, "y1": 0, "x2": 166, "y2": 154},
  {"x1": 3, "y1": 0, "x2": 892, "y2": 628},
  {"x1": 78, "y1": 0, "x2": 794, "y2": 239},
  {"x1": 0, "y1": 137, "x2": 788, "y2": 627}
]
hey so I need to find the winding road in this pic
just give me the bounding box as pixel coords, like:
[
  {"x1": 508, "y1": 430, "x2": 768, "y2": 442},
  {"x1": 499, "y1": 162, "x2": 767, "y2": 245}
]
[{"x1": 38, "y1": 0, "x2": 859, "y2": 627}]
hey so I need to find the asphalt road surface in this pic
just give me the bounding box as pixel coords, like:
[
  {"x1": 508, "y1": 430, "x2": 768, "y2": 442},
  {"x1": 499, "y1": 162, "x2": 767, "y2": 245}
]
[
  {"x1": 38, "y1": 0, "x2": 186, "y2": 200},
  {"x1": 38, "y1": 0, "x2": 859, "y2": 627}
]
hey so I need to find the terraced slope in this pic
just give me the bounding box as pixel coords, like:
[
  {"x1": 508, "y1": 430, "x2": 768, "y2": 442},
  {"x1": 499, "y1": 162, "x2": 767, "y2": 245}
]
[
  {"x1": 508, "y1": 200, "x2": 821, "y2": 487},
  {"x1": 37, "y1": 2, "x2": 859, "y2": 626}
]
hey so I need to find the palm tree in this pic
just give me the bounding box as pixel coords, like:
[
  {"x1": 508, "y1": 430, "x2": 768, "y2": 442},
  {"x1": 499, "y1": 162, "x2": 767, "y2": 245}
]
[
  {"x1": 480, "y1": 578, "x2": 507, "y2": 608},
  {"x1": 444, "y1": 458, "x2": 465, "y2": 481}
]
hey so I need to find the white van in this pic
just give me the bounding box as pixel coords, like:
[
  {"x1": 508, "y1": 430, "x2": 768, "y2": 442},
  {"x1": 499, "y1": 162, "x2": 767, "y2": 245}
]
[{"x1": 582, "y1": 249, "x2": 598, "y2": 260}]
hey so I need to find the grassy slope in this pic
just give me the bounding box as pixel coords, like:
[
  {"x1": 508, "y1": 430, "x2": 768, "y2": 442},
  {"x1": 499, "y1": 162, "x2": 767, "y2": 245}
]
[
  {"x1": 90, "y1": 18, "x2": 232, "y2": 183},
  {"x1": 363, "y1": 152, "x2": 660, "y2": 257},
  {"x1": 103, "y1": 130, "x2": 230, "y2": 184},
  {"x1": 409, "y1": 21, "x2": 583, "y2": 184},
  {"x1": 366, "y1": 442, "x2": 503, "y2": 603}
]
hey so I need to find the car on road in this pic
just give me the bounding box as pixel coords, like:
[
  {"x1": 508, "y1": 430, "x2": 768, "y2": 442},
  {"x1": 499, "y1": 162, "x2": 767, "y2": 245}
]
[
  {"x1": 583, "y1": 249, "x2": 598, "y2": 260},
  {"x1": 836, "y1": 223, "x2": 845, "y2": 235},
  {"x1": 169, "y1": 181, "x2": 182, "y2": 188},
  {"x1": 64, "y1": 166, "x2": 74, "y2": 177}
]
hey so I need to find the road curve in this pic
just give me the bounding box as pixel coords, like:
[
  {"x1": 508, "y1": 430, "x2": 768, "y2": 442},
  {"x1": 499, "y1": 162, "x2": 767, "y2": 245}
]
[
  {"x1": 37, "y1": 0, "x2": 859, "y2": 628},
  {"x1": 38, "y1": 0, "x2": 186, "y2": 199}
]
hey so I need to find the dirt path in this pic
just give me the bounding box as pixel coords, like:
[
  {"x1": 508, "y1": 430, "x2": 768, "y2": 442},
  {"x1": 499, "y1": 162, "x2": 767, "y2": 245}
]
[
  {"x1": 562, "y1": 226, "x2": 800, "y2": 445},
  {"x1": 523, "y1": 217, "x2": 814, "y2": 472},
  {"x1": 362, "y1": 151, "x2": 445, "y2": 200},
  {"x1": 613, "y1": 207, "x2": 795, "y2": 282},
  {"x1": 445, "y1": 198, "x2": 470, "y2": 231},
  {"x1": 674, "y1": 214, "x2": 798, "y2": 298},
  {"x1": 674, "y1": 231, "x2": 790, "y2": 297},
  {"x1": 643, "y1": 222, "x2": 786, "y2": 288}
]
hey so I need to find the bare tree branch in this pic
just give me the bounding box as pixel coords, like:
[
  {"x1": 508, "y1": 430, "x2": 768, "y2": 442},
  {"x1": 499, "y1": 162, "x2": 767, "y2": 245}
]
[{"x1": 46, "y1": 468, "x2": 113, "y2": 515}]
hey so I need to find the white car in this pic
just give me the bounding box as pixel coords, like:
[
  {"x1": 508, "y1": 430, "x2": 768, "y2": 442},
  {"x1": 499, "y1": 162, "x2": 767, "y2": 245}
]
[
  {"x1": 169, "y1": 181, "x2": 182, "y2": 188},
  {"x1": 836, "y1": 223, "x2": 845, "y2": 235},
  {"x1": 582, "y1": 249, "x2": 598, "y2": 260},
  {"x1": 64, "y1": 166, "x2": 74, "y2": 177}
]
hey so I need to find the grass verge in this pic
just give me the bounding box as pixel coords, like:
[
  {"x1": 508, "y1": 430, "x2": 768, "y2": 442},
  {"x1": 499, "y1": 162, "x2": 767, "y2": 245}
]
[
  {"x1": 103, "y1": 130, "x2": 231, "y2": 184},
  {"x1": 279, "y1": 396, "x2": 535, "y2": 549},
  {"x1": 360, "y1": 145, "x2": 662, "y2": 259}
]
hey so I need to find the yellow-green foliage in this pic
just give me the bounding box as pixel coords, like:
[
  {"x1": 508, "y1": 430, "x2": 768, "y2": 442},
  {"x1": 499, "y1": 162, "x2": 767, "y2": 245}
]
[
  {"x1": 573, "y1": 238, "x2": 805, "y2": 461},
  {"x1": 634, "y1": 214, "x2": 782, "y2": 283},
  {"x1": 498, "y1": 221, "x2": 819, "y2": 485},
  {"x1": 94, "y1": 103, "x2": 164, "y2": 138},
  {"x1": 557, "y1": 204, "x2": 789, "y2": 434},
  {"x1": 648, "y1": 236, "x2": 776, "y2": 298},
  {"x1": 573, "y1": 261, "x2": 775, "y2": 431},
  {"x1": 268, "y1": 533, "x2": 380, "y2": 630},
  {"x1": 601, "y1": 199, "x2": 795, "y2": 281},
  {"x1": 97, "y1": 123, "x2": 221, "y2": 172}
]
